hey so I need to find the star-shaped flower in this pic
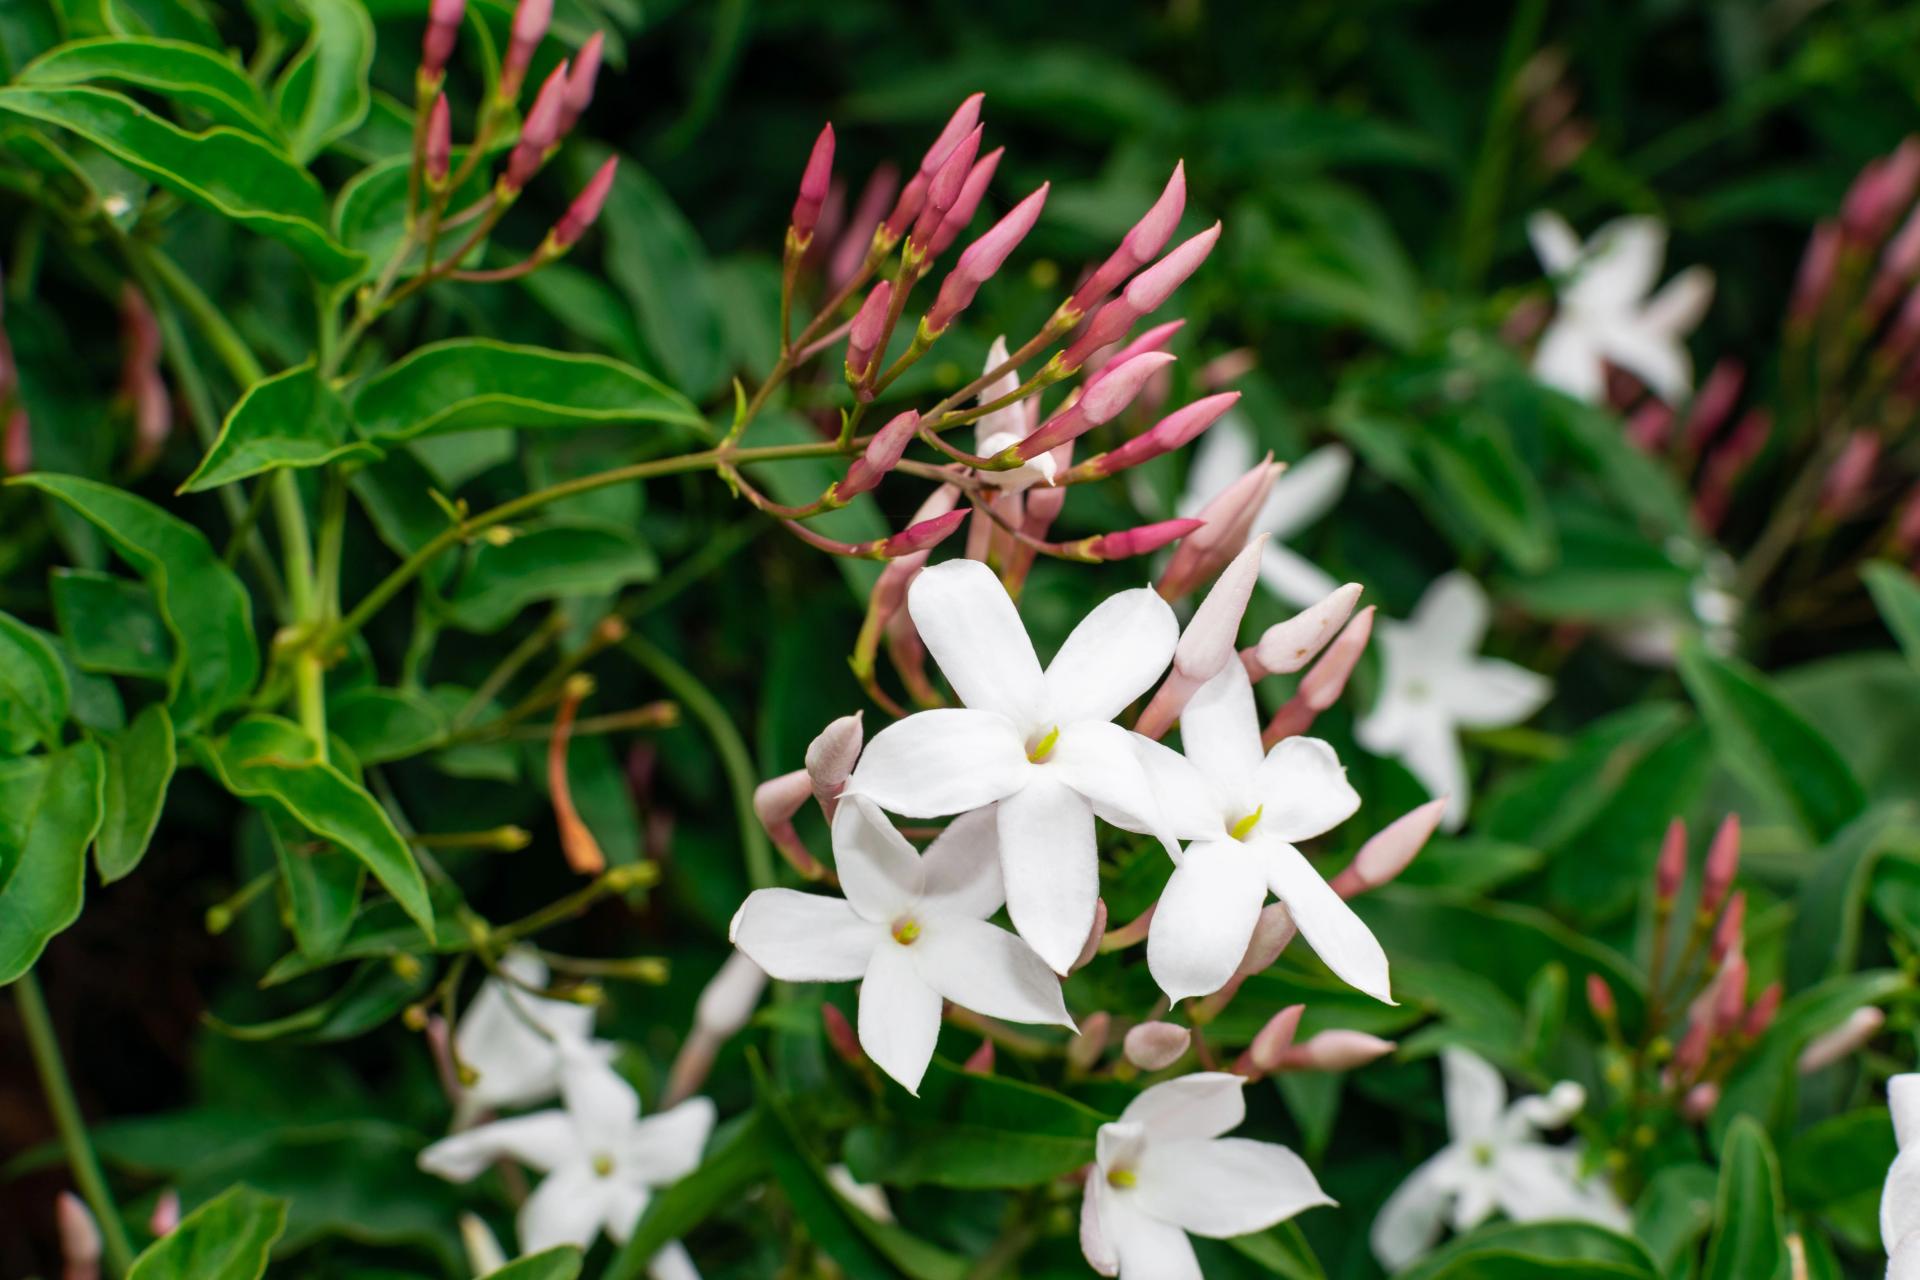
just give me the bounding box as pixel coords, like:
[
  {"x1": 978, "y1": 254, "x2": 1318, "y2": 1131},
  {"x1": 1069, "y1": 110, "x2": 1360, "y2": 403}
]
[
  {"x1": 847, "y1": 559, "x2": 1186, "y2": 973},
  {"x1": 1527, "y1": 211, "x2": 1714, "y2": 404},
  {"x1": 1370, "y1": 1048, "x2": 1627, "y2": 1271},
  {"x1": 1354, "y1": 573, "x2": 1550, "y2": 830},
  {"x1": 729, "y1": 795, "x2": 1073, "y2": 1093},
  {"x1": 1081, "y1": 1072, "x2": 1332, "y2": 1280},
  {"x1": 453, "y1": 948, "x2": 611, "y2": 1123},
  {"x1": 1884, "y1": 1074, "x2": 1920, "y2": 1278}
]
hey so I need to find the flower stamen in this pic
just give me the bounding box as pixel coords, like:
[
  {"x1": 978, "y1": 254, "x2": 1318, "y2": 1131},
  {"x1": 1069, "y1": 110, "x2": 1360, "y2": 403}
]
[
  {"x1": 892, "y1": 917, "x2": 922, "y2": 945},
  {"x1": 1228, "y1": 806, "x2": 1263, "y2": 841},
  {"x1": 1027, "y1": 725, "x2": 1060, "y2": 763},
  {"x1": 1106, "y1": 1167, "x2": 1136, "y2": 1188}
]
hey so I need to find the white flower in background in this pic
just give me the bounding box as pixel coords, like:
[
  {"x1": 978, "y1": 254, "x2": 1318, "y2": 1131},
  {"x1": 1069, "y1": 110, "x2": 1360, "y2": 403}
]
[
  {"x1": 1177, "y1": 411, "x2": 1352, "y2": 608},
  {"x1": 847, "y1": 559, "x2": 1188, "y2": 973},
  {"x1": 729, "y1": 795, "x2": 1073, "y2": 1093},
  {"x1": 827, "y1": 1164, "x2": 896, "y2": 1223},
  {"x1": 1081, "y1": 1073, "x2": 1332, "y2": 1280},
  {"x1": 420, "y1": 1043, "x2": 714, "y2": 1261},
  {"x1": 457, "y1": 1212, "x2": 702, "y2": 1280},
  {"x1": 1527, "y1": 212, "x2": 1714, "y2": 404},
  {"x1": 1370, "y1": 1048, "x2": 1627, "y2": 1271},
  {"x1": 1355, "y1": 573, "x2": 1550, "y2": 831},
  {"x1": 454, "y1": 948, "x2": 612, "y2": 1123},
  {"x1": 1144, "y1": 662, "x2": 1390, "y2": 1004},
  {"x1": 1883, "y1": 1074, "x2": 1920, "y2": 1278}
]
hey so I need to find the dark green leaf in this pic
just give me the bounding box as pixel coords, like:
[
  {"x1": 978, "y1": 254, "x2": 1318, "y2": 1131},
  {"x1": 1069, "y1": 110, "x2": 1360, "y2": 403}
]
[
  {"x1": 327, "y1": 686, "x2": 446, "y2": 763},
  {"x1": 608, "y1": 1111, "x2": 769, "y2": 1279},
  {"x1": 486, "y1": 1249, "x2": 584, "y2": 1280},
  {"x1": 442, "y1": 524, "x2": 658, "y2": 632},
  {"x1": 50, "y1": 567, "x2": 174, "y2": 680},
  {"x1": 597, "y1": 154, "x2": 728, "y2": 400},
  {"x1": 207, "y1": 955, "x2": 432, "y2": 1041},
  {"x1": 182, "y1": 360, "x2": 378, "y2": 491},
  {"x1": 1702, "y1": 1117, "x2": 1789, "y2": 1280},
  {"x1": 1786, "y1": 803, "x2": 1920, "y2": 988},
  {"x1": 1864, "y1": 560, "x2": 1920, "y2": 670},
  {"x1": 19, "y1": 36, "x2": 280, "y2": 140},
  {"x1": 96, "y1": 702, "x2": 175, "y2": 882},
  {"x1": 1422, "y1": 411, "x2": 1556, "y2": 572},
  {"x1": 0, "y1": 608, "x2": 70, "y2": 750},
  {"x1": 1784, "y1": 1108, "x2": 1892, "y2": 1251},
  {"x1": 262, "y1": 810, "x2": 362, "y2": 961},
  {"x1": 1399, "y1": 1221, "x2": 1658, "y2": 1279},
  {"x1": 127, "y1": 1184, "x2": 288, "y2": 1280},
  {"x1": 272, "y1": 0, "x2": 372, "y2": 162},
  {"x1": 0, "y1": 741, "x2": 105, "y2": 984}
]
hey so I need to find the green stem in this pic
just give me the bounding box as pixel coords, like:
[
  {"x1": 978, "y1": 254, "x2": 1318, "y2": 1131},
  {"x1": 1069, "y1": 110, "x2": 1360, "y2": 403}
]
[
  {"x1": 271, "y1": 471, "x2": 326, "y2": 754},
  {"x1": 15, "y1": 973, "x2": 136, "y2": 1277},
  {"x1": 1454, "y1": 0, "x2": 1547, "y2": 291}
]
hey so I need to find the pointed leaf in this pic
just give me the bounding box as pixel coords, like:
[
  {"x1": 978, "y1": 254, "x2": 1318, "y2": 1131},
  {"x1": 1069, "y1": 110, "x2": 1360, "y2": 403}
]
[
  {"x1": 19, "y1": 36, "x2": 280, "y2": 140},
  {"x1": 183, "y1": 360, "x2": 378, "y2": 491},
  {"x1": 50, "y1": 567, "x2": 173, "y2": 680},
  {"x1": 127, "y1": 1184, "x2": 287, "y2": 1280},
  {"x1": 0, "y1": 742, "x2": 105, "y2": 984},
  {"x1": 1865, "y1": 561, "x2": 1920, "y2": 671},
  {"x1": 272, "y1": 0, "x2": 372, "y2": 162},
  {"x1": 1702, "y1": 1117, "x2": 1789, "y2": 1280},
  {"x1": 96, "y1": 702, "x2": 176, "y2": 882},
  {"x1": 0, "y1": 608, "x2": 71, "y2": 750}
]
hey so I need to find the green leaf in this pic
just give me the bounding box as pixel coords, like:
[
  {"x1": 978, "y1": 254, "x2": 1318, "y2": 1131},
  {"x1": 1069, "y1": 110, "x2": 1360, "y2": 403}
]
[
  {"x1": 272, "y1": 0, "x2": 372, "y2": 162},
  {"x1": 0, "y1": 608, "x2": 71, "y2": 750},
  {"x1": 127, "y1": 1184, "x2": 288, "y2": 1280},
  {"x1": 326, "y1": 686, "x2": 446, "y2": 763},
  {"x1": 0, "y1": 741, "x2": 105, "y2": 984},
  {"x1": 1633, "y1": 1163, "x2": 1717, "y2": 1276},
  {"x1": 1421, "y1": 410, "x2": 1557, "y2": 572},
  {"x1": 1702, "y1": 1117, "x2": 1790, "y2": 1280},
  {"x1": 597, "y1": 154, "x2": 728, "y2": 401},
  {"x1": 1784, "y1": 1108, "x2": 1892, "y2": 1251},
  {"x1": 96, "y1": 703, "x2": 175, "y2": 882},
  {"x1": 442, "y1": 524, "x2": 658, "y2": 633},
  {"x1": 19, "y1": 36, "x2": 281, "y2": 140},
  {"x1": 608, "y1": 1111, "x2": 769, "y2": 1279},
  {"x1": 50, "y1": 567, "x2": 174, "y2": 680},
  {"x1": 1677, "y1": 642, "x2": 1867, "y2": 841},
  {"x1": 1865, "y1": 560, "x2": 1920, "y2": 670},
  {"x1": 261, "y1": 810, "x2": 361, "y2": 961},
  {"x1": 1785, "y1": 802, "x2": 1920, "y2": 988},
  {"x1": 1222, "y1": 1222, "x2": 1327, "y2": 1280},
  {"x1": 351, "y1": 338, "x2": 703, "y2": 444},
  {"x1": 206, "y1": 955, "x2": 432, "y2": 1041},
  {"x1": 14, "y1": 473, "x2": 259, "y2": 726},
  {"x1": 195, "y1": 715, "x2": 432, "y2": 934},
  {"x1": 485, "y1": 1249, "x2": 584, "y2": 1280},
  {"x1": 1398, "y1": 1221, "x2": 1658, "y2": 1279},
  {"x1": 0, "y1": 86, "x2": 364, "y2": 282},
  {"x1": 182, "y1": 360, "x2": 378, "y2": 491}
]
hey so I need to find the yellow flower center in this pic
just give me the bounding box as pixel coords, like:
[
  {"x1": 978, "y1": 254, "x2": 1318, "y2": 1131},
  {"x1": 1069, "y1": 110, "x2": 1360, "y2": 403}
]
[
  {"x1": 592, "y1": 1152, "x2": 615, "y2": 1177},
  {"x1": 892, "y1": 918, "x2": 922, "y2": 945},
  {"x1": 1229, "y1": 806, "x2": 1264, "y2": 841},
  {"x1": 1027, "y1": 725, "x2": 1060, "y2": 763},
  {"x1": 1106, "y1": 1167, "x2": 1137, "y2": 1189}
]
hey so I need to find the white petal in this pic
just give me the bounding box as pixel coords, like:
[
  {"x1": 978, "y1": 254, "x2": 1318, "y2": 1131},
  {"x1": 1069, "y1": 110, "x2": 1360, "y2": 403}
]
[
  {"x1": 1178, "y1": 411, "x2": 1256, "y2": 516},
  {"x1": 1442, "y1": 656, "x2": 1552, "y2": 730},
  {"x1": 1134, "y1": 1136, "x2": 1332, "y2": 1238},
  {"x1": 1411, "y1": 573, "x2": 1491, "y2": 657},
  {"x1": 1049, "y1": 720, "x2": 1172, "y2": 840},
  {"x1": 1531, "y1": 320, "x2": 1605, "y2": 403},
  {"x1": 1119, "y1": 1072, "x2": 1247, "y2": 1142},
  {"x1": 1263, "y1": 839, "x2": 1392, "y2": 1003},
  {"x1": 647, "y1": 1241, "x2": 701, "y2": 1280},
  {"x1": 419, "y1": 1112, "x2": 578, "y2": 1181},
  {"x1": 1567, "y1": 216, "x2": 1665, "y2": 312},
  {"x1": 1599, "y1": 322, "x2": 1691, "y2": 403},
  {"x1": 1179, "y1": 665, "x2": 1263, "y2": 804},
  {"x1": 1398, "y1": 717, "x2": 1472, "y2": 832},
  {"x1": 827, "y1": 1164, "x2": 895, "y2": 1223},
  {"x1": 914, "y1": 915, "x2": 1073, "y2": 1028},
  {"x1": 1370, "y1": 1152, "x2": 1460, "y2": 1271},
  {"x1": 1258, "y1": 543, "x2": 1341, "y2": 611},
  {"x1": 519, "y1": 1165, "x2": 613, "y2": 1253},
  {"x1": 1128, "y1": 734, "x2": 1225, "y2": 841},
  {"x1": 918, "y1": 805, "x2": 1005, "y2": 920},
  {"x1": 455, "y1": 955, "x2": 596, "y2": 1114},
  {"x1": 847, "y1": 708, "x2": 1031, "y2": 818},
  {"x1": 1892, "y1": 1074, "x2": 1920, "y2": 1149},
  {"x1": 1494, "y1": 1144, "x2": 1628, "y2": 1229},
  {"x1": 1642, "y1": 265, "x2": 1714, "y2": 337},
  {"x1": 831, "y1": 795, "x2": 926, "y2": 922},
  {"x1": 1893, "y1": 1233, "x2": 1920, "y2": 1280},
  {"x1": 996, "y1": 775, "x2": 1099, "y2": 973},
  {"x1": 1045, "y1": 588, "x2": 1179, "y2": 725},
  {"x1": 602, "y1": 1183, "x2": 650, "y2": 1244},
  {"x1": 1252, "y1": 737, "x2": 1360, "y2": 842},
  {"x1": 1261, "y1": 445, "x2": 1351, "y2": 541},
  {"x1": 560, "y1": 1044, "x2": 639, "y2": 1140},
  {"x1": 1147, "y1": 840, "x2": 1269, "y2": 1003},
  {"x1": 908, "y1": 559, "x2": 1046, "y2": 722},
  {"x1": 1442, "y1": 1048, "x2": 1508, "y2": 1145},
  {"x1": 624, "y1": 1097, "x2": 717, "y2": 1186},
  {"x1": 858, "y1": 941, "x2": 944, "y2": 1094},
  {"x1": 973, "y1": 336, "x2": 1023, "y2": 455},
  {"x1": 1107, "y1": 1200, "x2": 1202, "y2": 1280},
  {"x1": 1527, "y1": 210, "x2": 1582, "y2": 277},
  {"x1": 1889, "y1": 1153, "x2": 1920, "y2": 1255},
  {"x1": 730, "y1": 890, "x2": 882, "y2": 982},
  {"x1": 1081, "y1": 1179, "x2": 1121, "y2": 1277}
]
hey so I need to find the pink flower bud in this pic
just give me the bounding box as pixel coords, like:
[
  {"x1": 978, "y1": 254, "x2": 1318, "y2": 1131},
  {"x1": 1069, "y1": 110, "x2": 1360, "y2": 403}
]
[
  {"x1": 550, "y1": 155, "x2": 616, "y2": 250},
  {"x1": 1682, "y1": 359, "x2": 1745, "y2": 452},
  {"x1": 753, "y1": 769, "x2": 826, "y2": 881},
  {"x1": 501, "y1": 60, "x2": 569, "y2": 191},
  {"x1": 1332, "y1": 797, "x2": 1445, "y2": 898},
  {"x1": 57, "y1": 1192, "x2": 100, "y2": 1280},
  {"x1": 1798, "y1": 1005, "x2": 1885, "y2": 1074},
  {"x1": 4, "y1": 406, "x2": 31, "y2": 476},
  {"x1": 1692, "y1": 410, "x2": 1770, "y2": 533},
  {"x1": 557, "y1": 32, "x2": 603, "y2": 134},
  {"x1": 695, "y1": 951, "x2": 767, "y2": 1038},
  {"x1": 1067, "y1": 1011, "x2": 1111, "y2": 1070},
  {"x1": 1101, "y1": 319, "x2": 1186, "y2": 370},
  {"x1": 1789, "y1": 221, "x2": 1841, "y2": 327},
  {"x1": 1682, "y1": 1082, "x2": 1720, "y2": 1123},
  {"x1": 1843, "y1": 139, "x2": 1920, "y2": 246},
  {"x1": 1654, "y1": 818, "x2": 1687, "y2": 905},
  {"x1": 1713, "y1": 951, "x2": 1748, "y2": 1031},
  {"x1": 1872, "y1": 203, "x2": 1920, "y2": 320},
  {"x1": 1248, "y1": 1004, "x2": 1304, "y2": 1072},
  {"x1": 836, "y1": 410, "x2": 920, "y2": 500},
  {"x1": 791, "y1": 123, "x2": 836, "y2": 239},
  {"x1": 1299, "y1": 606, "x2": 1374, "y2": 713},
  {"x1": 1156, "y1": 456, "x2": 1279, "y2": 601},
  {"x1": 1587, "y1": 974, "x2": 1616, "y2": 1022},
  {"x1": 422, "y1": 0, "x2": 466, "y2": 78},
  {"x1": 804, "y1": 712, "x2": 863, "y2": 815},
  {"x1": 1626, "y1": 400, "x2": 1673, "y2": 452},
  {"x1": 885, "y1": 93, "x2": 985, "y2": 239},
  {"x1": 1244, "y1": 582, "x2": 1362, "y2": 678},
  {"x1": 1239, "y1": 903, "x2": 1297, "y2": 976},
  {"x1": 1285, "y1": 1029, "x2": 1396, "y2": 1072},
  {"x1": 1069, "y1": 161, "x2": 1187, "y2": 315},
  {"x1": 500, "y1": 0, "x2": 552, "y2": 101},
  {"x1": 1136, "y1": 536, "x2": 1267, "y2": 739},
  {"x1": 424, "y1": 93, "x2": 451, "y2": 184},
  {"x1": 1742, "y1": 982, "x2": 1782, "y2": 1038},
  {"x1": 1122, "y1": 220, "x2": 1220, "y2": 314},
  {"x1": 1072, "y1": 898, "x2": 1107, "y2": 973},
  {"x1": 910, "y1": 124, "x2": 983, "y2": 249},
  {"x1": 1199, "y1": 347, "x2": 1256, "y2": 390},
  {"x1": 833, "y1": 163, "x2": 899, "y2": 285},
  {"x1": 963, "y1": 1039, "x2": 995, "y2": 1074},
  {"x1": 925, "y1": 182, "x2": 1049, "y2": 332},
  {"x1": 1710, "y1": 890, "x2": 1745, "y2": 965},
  {"x1": 926, "y1": 148, "x2": 1003, "y2": 258},
  {"x1": 1123, "y1": 1021, "x2": 1191, "y2": 1071},
  {"x1": 1079, "y1": 518, "x2": 1202, "y2": 561},
  {"x1": 845, "y1": 280, "x2": 893, "y2": 379},
  {"x1": 149, "y1": 1190, "x2": 180, "y2": 1238},
  {"x1": 879, "y1": 508, "x2": 969, "y2": 559},
  {"x1": 1701, "y1": 813, "x2": 1740, "y2": 914},
  {"x1": 822, "y1": 1001, "x2": 864, "y2": 1068},
  {"x1": 1076, "y1": 391, "x2": 1237, "y2": 480},
  {"x1": 1672, "y1": 1017, "x2": 1712, "y2": 1082},
  {"x1": 1014, "y1": 350, "x2": 1172, "y2": 459},
  {"x1": 1818, "y1": 430, "x2": 1879, "y2": 520}
]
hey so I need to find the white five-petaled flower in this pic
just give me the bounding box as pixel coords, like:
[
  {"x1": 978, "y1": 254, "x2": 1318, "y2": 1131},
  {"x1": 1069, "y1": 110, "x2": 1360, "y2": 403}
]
[
  {"x1": 419, "y1": 1043, "x2": 715, "y2": 1257},
  {"x1": 1527, "y1": 211, "x2": 1714, "y2": 405},
  {"x1": 847, "y1": 559, "x2": 1189, "y2": 973},
  {"x1": 1144, "y1": 662, "x2": 1390, "y2": 1004},
  {"x1": 1355, "y1": 573, "x2": 1551, "y2": 831},
  {"x1": 453, "y1": 948, "x2": 612, "y2": 1124},
  {"x1": 1883, "y1": 1074, "x2": 1920, "y2": 1278},
  {"x1": 1370, "y1": 1048, "x2": 1628, "y2": 1271},
  {"x1": 1081, "y1": 1072, "x2": 1332, "y2": 1280},
  {"x1": 729, "y1": 795, "x2": 1073, "y2": 1094},
  {"x1": 1177, "y1": 411, "x2": 1352, "y2": 608}
]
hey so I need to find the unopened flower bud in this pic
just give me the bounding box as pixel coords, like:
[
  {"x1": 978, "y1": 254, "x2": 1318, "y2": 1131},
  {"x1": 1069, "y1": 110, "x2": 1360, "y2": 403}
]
[
  {"x1": 1700, "y1": 813, "x2": 1740, "y2": 914},
  {"x1": 695, "y1": 951, "x2": 767, "y2": 1039},
  {"x1": 1247, "y1": 1004, "x2": 1304, "y2": 1073},
  {"x1": 804, "y1": 712, "x2": 863, "y2": 816},
  {"x1": 424, "y1": 93, "x2": 451, "y2": 185},
  {"x1": 1299, "y1": 605, "x2": 1374, "y2": 712},
  {"x1": 1789, "y1": 221, "x2": 1841, "y2": 328},
  {"x1": 835, "y1": 411, "x2": 921, "y2": 502},
  {"x1": 1067, "y1": 1011, "x2": 1111, "y2": 1070},
  {"x1": 1076, "y1": 517, "x2": 1202, "y2": 562},
  {"x1": 926, "y1": 148, "x2": 1003, "y2": 258},
  {"x1": 1013, "y1": 350, "x2": 1172, "y2": 459},
  {"x1": 5, "y1": 406, "x2": 31, "y2": 476},
  {"x1": 883, "y1": 94, "x2": 984, "y2": 240},
  {"x1": 1156, "y1": 456, "x2": 1279, "y2": 601},
  {"x1": 1071, "y1": 898, "x2": 1108, "y2": 973},
  {"x1": 1587, "y1": 974, "x2": 1617, "y2": 1024},
  {"x1": 1123, "y1": 1021, "x2": 1191, "y2": 1071},
  {"x1": 1742, "y1": 982, "x2": 1782, "y2": 1039},
  {"x1": 551, "y1": 31, "x2": 602, "y2": 135},
  {"x1": 1332, "y1": 797, "x2": 1445, "y2": 897},
  {"x1": 790, "y1": 123, "x2": 836, "y2": 240},
  {"x1": 57, "y1": 1192, "x2": 100, "y2": 1280},
  {"x1": 460, "y1": 1212, "x2": 508, "y2": 1275},
  {"x1": 1672, "y1": 1017, "x2": 1712, "y2": 1082},
  {"x1": 1682, "y1": 1082, "x2": 1720, "y2": 1123},
  {"x1": 877, "y1": 509, "x2": 969, "y2": 559},
  {"x1": 925, "y1": 183, "x2": 1049, "y2": 332},
  {"x1": 822, "y1": 1001, "x2": 864, "y2": 1068},
  {"x1": 1710, "y1": 890, "x2": 1745, "y2": 966},
  {"x1": 1284, "y1": 1029, "x2": 1396, "y2": 1072},
  {"x1": 1713, "y1": 951, "x2": 1748, "y2": 1030},
  {"x1": 845, "y1": 280, "x2": 893, "y2": 381},
  {"x1": 1069, "y1": 161, "x2": 1187, "y2": 315},
  {"x1": 1798, "y1": 1005, "x2": 1885, "y2": 1074},
  {"x1": 501, "y1": 61, "x2": 569, "y2": 192},
  {"x1": 1818, "y1": 430, "x2": 1879, "y2": 520},
  {"x1": 752, "y1": 769, "x2": 825, "y2": 880},
  {"x1": 1060, "y1": 221, "x2": 1221, "y2": 369},
  {"x1": 548, "y1": 155, "x2": 616, "y2": 252},
  {"x1": 1244, "y1": 583, "x2": 1362, "y2": 679},
  {"x1": 547, "y1": 671, "x2": 604, "y2": 875},
  {"x1": 835, "y1": 163, "x2": 899, "y2": 285},
  {"x1": 149, "y1": 1189, "x2": 180, "y2": 1238},
  {"x1": 499, "y1": 0, "x2": 552, "y2": 102},
  {"x1": 962, "y1": 1039, "x2": 995, "y2": 1074},
  {"x1": 1070, "y1": 391, "x2": 1237, "y2": 481},
  {"x1": 910, "y1": 124, "x2": 983, "y2": 251},
  {"x1": 1842, "y1": 139, "x2": 1920, "y2": 247},
  {"x1": 1136, "y1": 536, "x2": 1267, "y2": 739},
  {"x1": 1681, "y1": 359, "x2": 1745, "y2": 452},
  {"x1": 421, "y1": 0, "x2": 466, "y2": 79},
  {"x1": 1655, "y1": 817, "x2": 1687, "y2": 903}
]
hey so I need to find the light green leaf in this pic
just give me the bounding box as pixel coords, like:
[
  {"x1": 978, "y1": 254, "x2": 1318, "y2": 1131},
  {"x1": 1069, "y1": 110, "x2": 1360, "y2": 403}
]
[
  {"x1": 272, "y1": 0, "x2": 372, "y2": 162},
  {"x1": 96, "y1": 702, "x2": 175, "y2": 882},
  {"x1": 351, "y1": 338, "x2": 703, "y2": 444},
  {"x1": 50, "y1": 567, "x2": 173, "y2": 680},
  {"x1": 19, "y1": 37, "x2": 280, "y2": 140},
  {"x1": 0, "y1": 85, "x2": 364, "y2": 282},
  {"x1": 1865, "y1": 560, "x2": 1920, "y2": 671},
  {"x1": 0, "y1": 608, "x2": 71, "y2": 751},
  {"x1": 442, "y1": 524, "x2": 658, "y2": 633},
  {"x1": 327, "y1": 686, "x2": 447, "y2": 763},
  {"x1": 183, "y1": 360, "x2": 378, "y2": 491},
  {"x1": 485, "y1": 1249, "x2": 583, "y2": 1280},
  {"x1": 1702, "y1": 1117, "x2": 1789, "y2": 1280},
  {"x1": 127, "y1": 1184, "x2": 288, "y2": 1280},
  {"x1": 1398, "y1": 1221, "x2": 1658, "y2": 1279},
  {"x1": 0, "y1": 742, "x2": 106, "y2": 984}
]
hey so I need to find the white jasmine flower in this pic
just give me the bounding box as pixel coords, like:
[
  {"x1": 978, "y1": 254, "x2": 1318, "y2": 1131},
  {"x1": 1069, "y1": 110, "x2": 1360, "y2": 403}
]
[
  {"x1": 1370, "y1": 1048, "x2": 1627, "y2": 1271},
  {"x1": 827, "y1": 1164, "x2": 895, "y2": 1223},
  {"x1": 729, "y1": 795, "x2": 1073, "y2": 1094},
  {"x1": 454, "y1": 948, "x2": 612, "y2": 1123},
  {"x1": 1177, "y1": 411, "x2": 1351, "y2": 608},
  {"x1": 847, "y1": 559, "x2": 1189, "y2": 973},
  {"x1": 1527, "y1": 212, "x2": 1714, "y2": 404},
  {"x1": 1081, "y1": 1073, "x2": 1332, "y2": 1280},
  {"x1": 1143, "y1": 663, "x2": 1389, "y2": 1005},
  {"x1": 1883, "y1": 1075, "x2": 1920, "y2": 1278},
  {"x1": 1355, "y1": 573, "x2": 1550, "y2": 830},
  {"x1": 420, "y1": 1044, "x2": 714, "y2": 1260}
]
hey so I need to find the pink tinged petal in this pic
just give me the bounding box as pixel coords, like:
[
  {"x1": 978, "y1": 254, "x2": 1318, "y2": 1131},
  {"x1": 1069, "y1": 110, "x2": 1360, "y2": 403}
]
[
  {"x1": 1180, "y1": 664, "x2": 1263, "y2": 803},
  {"x1": 1444, "y1": 656, "x2": 1552, "y2": 730},
  {"x1": 1179, "y1": 411, "x2": 1256, "y2": 516},
  {"x1": 805, "y1": 711, "x2": 864, "y2": 809},
  {"x1": 996, "y1": 773, "x2": 1099, "y2": 973},
  {"x1": 419, "y1": 1112, "x2": 579, "y2": 1181},
  {"x1": 831, "y1": 796, "x2": 926, "y2": 921},
  {"x1": 847, "y1": 708, "x2": 1030, "y2": 817},
  {"x1": 1257, "y1": 543, "x2": 1340, "y2": 611},
  {"x1": 519, "y1": 1164, "x2": 614, "y2": 1253},
  {"x1": 1175, "y1": 535, "x2": 1266, "y2": 681},
  {"x1": 1119, "y1": 1071, "x2": 1247, "y2": 1141},
  {"x1": 1253, "y1": 737, "x2": 1359, "y2": 842},
  {"x1": 624, "y1": 1097, "x2": 717, "y2": 1186},
  {"x1": 1128, "y1": 734, "x2": 1226, "y2": 841},
  {"x1": 1134, "y1": 1136, "x2": 1332, "y2": 1238},
  {"x1": 918, "y1": 805, "x2": 1005, "y2": 919},
  {"x1": 908, "y1": 559, "x2": 1046, "y2": 722},
  {"x1": 1123, "y1": 1021, "x2": 1192, "y2": 1070},
  {"x1": 1147, "y1": 839, "x2": 1269, "y2": 1003},
  {"x1": 1124, "y1": 222, "x2": 1222, "y2": 313},
  {"x1": 1081, "y1": 1179, "x2": 1121, "y2": 1276},
  {"x1": 1527, "y1": 210, "x2": 1582, "y2": 276},
  {"x1": 729, "y1": 889, "x2": 882, "y2": 981},
  {"x1": 858, "y1": 941, "x2": 944, "y2": 1094},
  {"x1": 1047, "y1": 720, "x2": 1170, "y2": 840},
  {"x1": 1442, "y1": 1047, "x2": 1508, "y2": 1145},
  {"x1": 1370, "y1": 1152, "x2": 1460, "y2": 1271},
  {"x1": 1249, "y1": 583, "x2": 1363, "y2": 677},
  {"x1": 1044, "y1": 587, "x2": 1179, "y2": 725},
  {"x1": 1531, "y1": 320, "x2": 1605, "y2": 403},
  {"x1": 1261, "y1": 445, "x2": 1352, "y2": 541},
  {"x1": 1262, "y1": 839, "x2": 1392, "y2": 1003},
  {"x1": 1107, "y1": 1204, "x2": 1203, "y2": 1280},
  {"x1": 913, "y1": 915, "x2": 1073, "y2": 1028}
]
